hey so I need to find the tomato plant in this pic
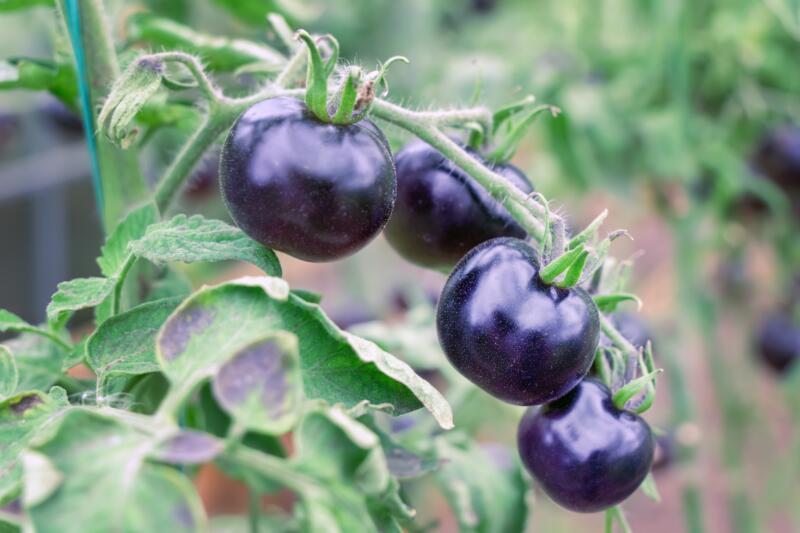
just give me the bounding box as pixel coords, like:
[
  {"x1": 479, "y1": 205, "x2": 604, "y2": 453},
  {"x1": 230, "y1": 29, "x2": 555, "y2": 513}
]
[{"x1": 0, "y1": 2, "x2": 666, "y2": 532}]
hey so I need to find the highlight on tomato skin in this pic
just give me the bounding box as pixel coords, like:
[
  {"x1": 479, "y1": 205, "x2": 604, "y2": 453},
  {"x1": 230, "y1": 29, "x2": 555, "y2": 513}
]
[
  {"x1": 220, "y1": 96, "x2": 397, "y2": 263},
  {"x1": 517, "y1": 379, "x2": 655, "y2": 513},
  {"x1": 384, "y1": 139, "x2": 534, "y2": 271},
  {"x1": 436, "y1": 237, "x2": 599, "y2": 406}
]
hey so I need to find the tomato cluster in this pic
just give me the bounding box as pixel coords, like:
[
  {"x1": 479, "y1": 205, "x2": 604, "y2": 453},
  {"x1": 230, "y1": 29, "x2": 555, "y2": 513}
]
[{"x1": 219, "y1": 97, "x2": 653, "y2": 513}]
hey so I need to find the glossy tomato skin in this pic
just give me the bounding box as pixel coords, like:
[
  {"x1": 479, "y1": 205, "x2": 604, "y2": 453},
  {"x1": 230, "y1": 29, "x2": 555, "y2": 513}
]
[
  {"x1": 220, "y1": 97, "x2": 396, "y2": 262},
  {"x1": 756, "y1": 313, "x2": 800, "y2": 374},
  {"x1": 436, "y1": 237, "x2": 599, "y2": 405},
  {"x1": 517, "y1": 379, "x2": 654, "y2": 513},
  {"x1": 384, "y1": 140, "x2": 533, "y2": 270}
]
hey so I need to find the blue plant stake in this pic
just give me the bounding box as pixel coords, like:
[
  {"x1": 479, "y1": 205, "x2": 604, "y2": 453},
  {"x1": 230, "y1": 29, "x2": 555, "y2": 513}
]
[{"x1": 64, "y1": 0, "x2": 105, "y2": 231}]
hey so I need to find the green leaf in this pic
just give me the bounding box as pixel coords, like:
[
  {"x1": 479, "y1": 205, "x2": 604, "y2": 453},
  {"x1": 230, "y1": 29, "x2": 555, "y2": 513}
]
[
  {"x1": 27, "y1": 411, "x2": 206, "y2": 533},
  {"x1": 290, "y1": 289, "x2": 322, "y2": 304},
  {"x1": 212, "y1": 332, "x2": 303, "y2": 435},
  {"x1": 0, "y1": 310, "x2": 31, "y2": 334},
  {"x1": 126, "y1": 13, "x2": 285, "y2": 72},
  {"x1": 2, "y1": 335, "x2": 66, "y2": 394},
  {"x1": 0, "y1": 58, "x2": 77, "y2": 106},
  {"x1": 61, "y1": 339, "x2": 87, "y2": 371},
  {"x1": 46, "y1": 277, "x2": 115, "y2": 329},
  {"x1": 156, "y1": 278, "x2": 452, "y2": 428},
  {"x1": 0, "y1": 517, "x2": 20, "y2": 533},
  {"x1": 97, "y1": 203, "x2": 159, "y2": 277},
  {"x1": 0, "y1": 310, "x2": 67, "y2": 349},
  {"x1": 294, "y1": 406, "x2": 414, "y2": 530},
  {"x1": 0, "y1": 0, "x2": 52, "y2": 12},
  {"x1": 434, "y1": 438, "x2": 529, "y2": 533},
  {"x1": 0, "y1": 347, "x2": 17, "y2": 400},
  {"x1": 361, "y1": 416, "x2": 439, "y2": 479},
  {"x1": 129, "y1": 215, "x2": 282, "y2": 276},
  {"x1": 86, "y1": 296, "x2": 183, "y2": 383},
  {"x1": 0, "y1": 391, "x2": 66, "y2": 505}
]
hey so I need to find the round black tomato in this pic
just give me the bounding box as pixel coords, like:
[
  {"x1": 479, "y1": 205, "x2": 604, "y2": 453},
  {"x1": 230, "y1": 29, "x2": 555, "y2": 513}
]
[
  {"x1": 220, "y1": 97, "x2": 396, "y2": 262},
  {"x1": 517, "y1": 379, "x2": 654, "y2": 513},
  {"x1": 436, "y1": 237, "x2": 599, "y2": 405},
  {"x1": 756, "y1": 313, "x2": 800, "y2": 374},
  {"x1": 384, "y1": 140, "x2": 533, "y2": 270},
  {"x1": 752, "y1": 126, "x2": 800, "y2": 199}
]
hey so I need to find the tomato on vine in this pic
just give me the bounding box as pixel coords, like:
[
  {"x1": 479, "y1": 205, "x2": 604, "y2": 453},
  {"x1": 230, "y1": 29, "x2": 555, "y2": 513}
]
[
  {"x1": 220, "y1": 96, "x2": 396, "y2": 262},
  {"x1": 384, "y1": 140, "x2": 533, "y2": 270},
  {"x1": 756, "y1": 312, "x2": 800, "y2": 374},
  {"x1": 517, "y1": 379, "x2": 655, "y2": 512},
  {"x1": 436, "y1": 237, "x2": 599, "y2": 405}
]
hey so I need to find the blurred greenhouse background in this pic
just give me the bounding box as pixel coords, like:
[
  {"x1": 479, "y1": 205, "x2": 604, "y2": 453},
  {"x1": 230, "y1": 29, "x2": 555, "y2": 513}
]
[{"x1": 1, "y1": 0, "x2": 799, "y2": 531}]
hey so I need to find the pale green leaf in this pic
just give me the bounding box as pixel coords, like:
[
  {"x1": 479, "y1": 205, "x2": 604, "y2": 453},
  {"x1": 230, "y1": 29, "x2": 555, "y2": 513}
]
[
  {"x1": 86, "y1": 296, "x2": 183, "y2": 381},
  {"x1": 0, "y1": 347, "x2": 17, "y2": 399},
  {"x1": 156, "y1": 278, "x2": 452, "y2": 429},
  {"x1": 97, "y1": 203, "x2": 158, "y2": 277},
  {"x1": 46, "y1": 277, "x2": 115, "y2": 329},
  {"x1": 27, "y1": 410, "x2": 206, "y2": 533},
  {"x1": 0, "y1": 310, "x2": 65, "y2": 349},
  {"x1": 434, "y1": 438, "x2": 528, "y2": 533},
  {"x1": 129, "y1": 214, "x2": 282, "y2": 276},
  {"x1": 2, "y1": 335, "x2": 66, "y2": 394},
  {"x1": 0, "y1": 391, "x2": 66, "y2": 505},
  {"x1": 294, "y1": 406, "x2": 414, "y2": 531}
]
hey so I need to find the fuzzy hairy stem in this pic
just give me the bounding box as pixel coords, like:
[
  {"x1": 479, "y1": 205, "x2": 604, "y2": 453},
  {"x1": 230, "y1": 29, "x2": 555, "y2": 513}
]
[{"x1": 370, "y1": 99, "x2": 545, "y2": 240}]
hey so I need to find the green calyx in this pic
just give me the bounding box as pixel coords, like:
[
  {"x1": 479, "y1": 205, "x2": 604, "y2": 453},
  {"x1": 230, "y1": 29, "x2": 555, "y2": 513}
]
[
  {"x1": 611, "y1": 341, "x2": 660, "y2": 414},
  {"x1": 479, "y1": 95, "x2": 560, "y2": 164},
  {"x1": 295, "y1": 29, "x2": 338, "y2": 122},
  {"x1": 539, "y1": 244, "x2": 586, "y2": 286},
  {"x1": 295, "y1": 29, "x2": 407, "y2": 125}
]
